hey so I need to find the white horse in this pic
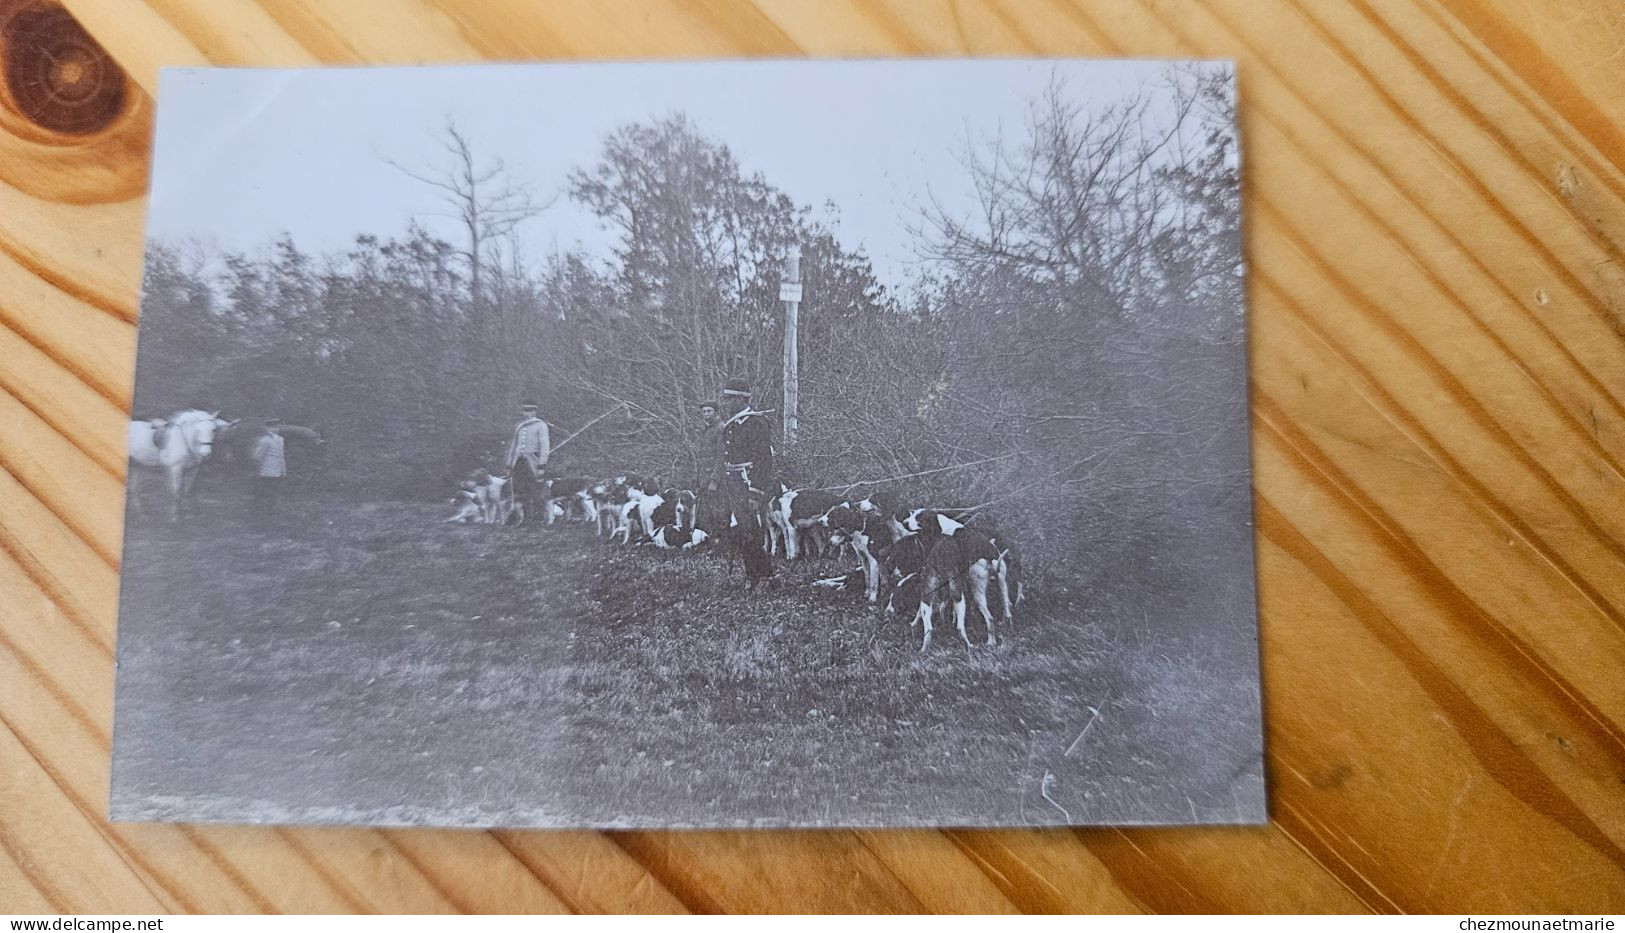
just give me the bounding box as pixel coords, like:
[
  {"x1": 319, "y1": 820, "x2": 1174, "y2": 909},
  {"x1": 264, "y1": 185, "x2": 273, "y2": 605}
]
[{"x1": 128, "y1": 409, "x2": 230, "y2": 521}]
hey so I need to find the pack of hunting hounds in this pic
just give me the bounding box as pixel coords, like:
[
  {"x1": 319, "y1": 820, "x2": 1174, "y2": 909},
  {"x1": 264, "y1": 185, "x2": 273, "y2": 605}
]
[{"x1": 445, "y1": 470, "x2": 1027, "y2": 652}]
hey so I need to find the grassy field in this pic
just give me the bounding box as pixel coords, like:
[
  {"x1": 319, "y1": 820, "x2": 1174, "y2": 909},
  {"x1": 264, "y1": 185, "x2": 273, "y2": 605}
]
[{"x1": 110, "y1": 495, "x2": 1265, "y2": 828}]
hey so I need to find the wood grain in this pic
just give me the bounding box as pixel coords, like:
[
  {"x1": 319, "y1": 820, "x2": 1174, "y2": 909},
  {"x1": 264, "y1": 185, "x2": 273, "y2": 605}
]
[{"x1": 0, "y1": 0, "x2": 1621, "y2": 914}]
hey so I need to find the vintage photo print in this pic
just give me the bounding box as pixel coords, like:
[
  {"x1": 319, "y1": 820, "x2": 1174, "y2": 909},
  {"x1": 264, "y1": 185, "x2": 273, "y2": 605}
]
[{"x1": 111, "y1": 59, "x2": 1263, "y2": 828}]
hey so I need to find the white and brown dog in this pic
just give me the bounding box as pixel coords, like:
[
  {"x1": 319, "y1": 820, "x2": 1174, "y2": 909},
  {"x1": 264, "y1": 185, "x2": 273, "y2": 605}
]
[
  {"x1": 769, "y1": 485, "x2": 844, "y2": 560},
  {"x1": 822, "y1": 503, "x2": 896, "y2": 605},
  {"x1": 612, "y1": 480, "x2": 664, "y2": 544},
  {"x1": 544, "y1": 476, "x2": 598, "y2": 525},
  {"x1": 650, "y1": 524, "x2": 709, "y2": 550},
  {"x1": 591, "y1": 478, "x2": 621, "y2": 536},
  {"x1": 893, "y1": 509, "x2": 1014, "y2": 651},
  {"x1": 471, "y1": 469, "x2": 516, "y2": 525},
  {"x1": 649, "y1": 488, "x2": 696, "y2": 533},
  {"x1": 444, "y1": 481, "x2": 483, "y2": 523}
]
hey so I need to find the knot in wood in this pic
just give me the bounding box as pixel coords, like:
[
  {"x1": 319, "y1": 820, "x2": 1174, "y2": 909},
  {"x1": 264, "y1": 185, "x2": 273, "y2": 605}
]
[{"x1": 2, "y1": 0, "x2": 125, "y2": 136}]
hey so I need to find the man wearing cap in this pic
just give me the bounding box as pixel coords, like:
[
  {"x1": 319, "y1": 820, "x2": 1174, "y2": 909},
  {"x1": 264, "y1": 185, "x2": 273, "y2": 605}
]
[
  {"x1": 691, "y1": 400, "x2": 726, "y2": 534},
  {"x1": 718, "y1": 378, "x2": 775, "y2": 582},
  {"x1": 505, "y1": 400, "x2": 551, "y2": 524},
  {"x1": 696, "y1": 400, "x2": 723, "y2": 491}
]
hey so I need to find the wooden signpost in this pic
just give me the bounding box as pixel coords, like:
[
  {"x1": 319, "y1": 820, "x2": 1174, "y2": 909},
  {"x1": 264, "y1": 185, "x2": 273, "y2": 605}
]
[{"x1": 780, "y1": 243, "x2": 802, "y2": 443}]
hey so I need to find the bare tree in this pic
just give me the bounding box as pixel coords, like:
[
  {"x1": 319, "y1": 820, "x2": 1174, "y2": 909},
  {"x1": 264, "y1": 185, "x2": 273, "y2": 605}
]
[
  {"x1": 383, "y1": 118, "x2": 553, "y2": 315},
  {"x1": 918, "y1": 66, "x2": 1219, "y2": 322}
]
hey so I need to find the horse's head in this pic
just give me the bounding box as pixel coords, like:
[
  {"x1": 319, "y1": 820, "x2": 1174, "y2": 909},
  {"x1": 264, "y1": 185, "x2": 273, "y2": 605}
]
[
  {"x1": 191, "y1": 411, "x2": 228, "y2": 455},
  {"x1": 168, "y1": 409, "x2": 225, "y2": 459}
]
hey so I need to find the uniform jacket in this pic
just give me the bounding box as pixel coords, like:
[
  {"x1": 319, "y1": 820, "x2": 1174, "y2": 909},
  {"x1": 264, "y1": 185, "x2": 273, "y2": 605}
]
[
  {"x1": 721, "y1": 410, "x2": 774, "y2": 491},
  {"x1": 506, "y1": 416, "x2": 551, "y2": 472},
  {"x1": 252, "y1": 432, "x2": 286, "y2": 478}
]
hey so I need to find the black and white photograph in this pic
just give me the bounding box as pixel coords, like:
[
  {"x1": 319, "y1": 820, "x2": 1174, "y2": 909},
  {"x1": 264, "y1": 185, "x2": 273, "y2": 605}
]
[{"x1": 110, "y1": 58, "x2": 1263, "y2": 829}]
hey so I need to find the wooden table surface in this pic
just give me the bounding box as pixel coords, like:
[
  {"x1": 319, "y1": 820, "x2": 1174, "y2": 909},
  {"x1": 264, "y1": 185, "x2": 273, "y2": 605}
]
[{"x1": 2, "y1": 0, "x2": 1622, "y2": 915}]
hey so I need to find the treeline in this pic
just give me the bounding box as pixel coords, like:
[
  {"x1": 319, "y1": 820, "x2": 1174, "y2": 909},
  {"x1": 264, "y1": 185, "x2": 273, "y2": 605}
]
[{"x1": 133, "y1": 66, "x2": 1245, "y2": 577}]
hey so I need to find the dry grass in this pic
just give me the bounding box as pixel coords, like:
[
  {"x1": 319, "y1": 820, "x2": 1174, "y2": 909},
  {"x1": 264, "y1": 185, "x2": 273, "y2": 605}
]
[{"x1": 110, "y1": 495, "x2": 1265, "y2": 829}]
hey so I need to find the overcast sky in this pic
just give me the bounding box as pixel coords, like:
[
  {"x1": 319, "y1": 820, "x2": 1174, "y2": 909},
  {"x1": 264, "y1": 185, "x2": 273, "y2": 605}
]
[{"x1": 147, "y1": 59, "x2": 1226, "y2": 293}]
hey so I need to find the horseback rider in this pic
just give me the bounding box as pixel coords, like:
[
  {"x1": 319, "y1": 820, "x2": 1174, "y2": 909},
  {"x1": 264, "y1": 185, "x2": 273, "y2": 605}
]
[
  {"x1": 717, "y1": 378, "x2": 775, "y2": 582},
  {"x1": 505, "y1": 400, "x2": 551, "y2": 523}
]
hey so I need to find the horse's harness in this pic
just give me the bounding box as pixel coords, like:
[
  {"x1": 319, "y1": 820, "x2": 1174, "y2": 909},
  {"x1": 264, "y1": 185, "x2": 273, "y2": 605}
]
[{"x1": 162, "y1": 417, "x2": 212, "y2": 466}]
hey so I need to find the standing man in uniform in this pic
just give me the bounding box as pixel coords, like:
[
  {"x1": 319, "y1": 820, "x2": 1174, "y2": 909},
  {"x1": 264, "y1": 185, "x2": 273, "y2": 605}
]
[
  {"x1": 505, "y1": 399, "x2": 551, "y2": 524},
  {"x1": 717, "y1": 378, "x2": 775, "y2": 583}
]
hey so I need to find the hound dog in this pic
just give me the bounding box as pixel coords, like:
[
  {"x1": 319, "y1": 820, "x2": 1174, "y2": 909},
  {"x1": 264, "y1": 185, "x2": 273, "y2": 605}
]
[
  {"x1": 887, "y1": 505, "x2": 977, "y2": 541},
  {"x1": 770, "y1": 486, "x2": 845, "y2": 560},
  {"x1": 591, "y1": 479, "x2": 621, "y2": 536},
  {"x1": 592, "y1": 475, "x2": 646, "y2": 538},
  {"x1": 649, "y1": 524, "x2": 709, "y2": 551},
  {"x1": 649, "y1": 488, "x2": 697, "y2": 533},
  {"x1": 880, "y1": 533, "x2": 933, "y2": 617},
  {"x1": 611, "y1": 477, "x2": 663, "y2": 544},
  {"x1": 884, "y1": 506, "x2": 921, "y2": 543},
  {"x1": 444, "y1": 481, "x2": 483, "y2": 523},
  {"x1": 823, "y1": 503, "x2": 897, "y2": 605},
  {"x1": 853, "y1": 490, "x2": 898, "y2": 518},
  {"x1": 975, "y1": 523, "x2": 1025, "y2": 611},
  {"x1": 470, "y1": 469, "x2": 514, "y2": 525},
  {"x1": 893, "y1": 509, "x2": 1013, "y2": 651},
  {"x1": 765, "y1": 482, "x2": 792, "y2": 556},
  {"x1": 544, "y1": 476, "x2": 598, "y2": 524}
]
